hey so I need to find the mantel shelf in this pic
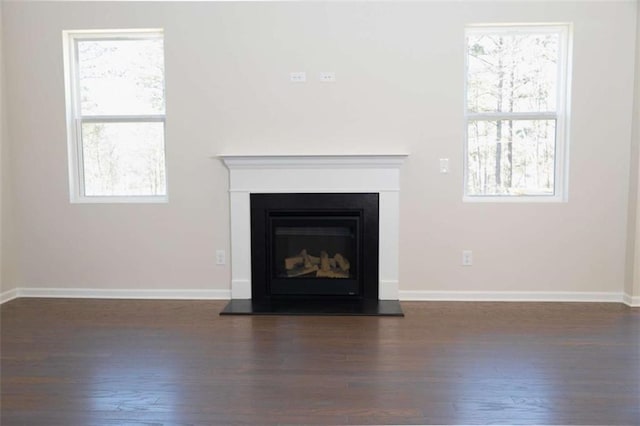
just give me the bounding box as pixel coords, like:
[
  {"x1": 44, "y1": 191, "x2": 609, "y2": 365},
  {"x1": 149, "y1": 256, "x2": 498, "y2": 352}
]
[{"x1": 218, "y1": 154, "x2": 409, "y2": 169}]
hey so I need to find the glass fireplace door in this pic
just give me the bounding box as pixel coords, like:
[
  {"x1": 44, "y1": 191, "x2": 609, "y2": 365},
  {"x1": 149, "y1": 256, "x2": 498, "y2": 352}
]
[{"x1": 269, "y1": 215, "x2": 360, "y2": 296}]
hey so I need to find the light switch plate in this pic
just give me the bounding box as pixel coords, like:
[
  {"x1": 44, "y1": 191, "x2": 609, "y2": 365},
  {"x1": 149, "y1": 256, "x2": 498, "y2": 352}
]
[{"x1": 439, "y1": 158, "x2": 450, "y2": 174}]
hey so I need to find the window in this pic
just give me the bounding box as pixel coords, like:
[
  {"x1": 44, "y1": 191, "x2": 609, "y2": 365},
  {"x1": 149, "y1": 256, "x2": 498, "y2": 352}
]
[
  {"x1": 464, "y1": 25, "x2": 571, "y2": 201},
  {"x1": 63, "y1": 29, "x2": 167, "y2": 203}
]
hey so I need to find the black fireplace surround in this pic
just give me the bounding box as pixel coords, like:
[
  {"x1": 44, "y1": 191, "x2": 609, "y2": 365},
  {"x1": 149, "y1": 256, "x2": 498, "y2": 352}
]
[
  {"x1": 220, "y1": 193, "x2": 403, "y2": 316},
  {"x1": 252, "y1": 193, "x2": 378, "y2": 301}
]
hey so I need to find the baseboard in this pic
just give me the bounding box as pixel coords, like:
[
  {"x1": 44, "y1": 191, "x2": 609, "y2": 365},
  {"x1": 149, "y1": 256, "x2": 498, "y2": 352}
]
[
  {"x1": 623, "y1": 293, "x2": 640, "y2": 307},
  {"x1": 399, "y1": 290, "x2": 628, "y2": 304},
  {"x1": 2, "y1": 287, "x2": 231, "y2": 302},
  {"x1": 0, "y1": 288, "x2": 19, "y2": 304},
  {"x1": 3, "y1": 288, "x2": 637, "y2": 307}
]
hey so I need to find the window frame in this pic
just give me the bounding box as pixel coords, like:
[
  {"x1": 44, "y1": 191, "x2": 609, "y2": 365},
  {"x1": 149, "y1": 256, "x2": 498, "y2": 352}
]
[
  {"x1": 63, "y1": 29, "x2": 168, "y2": 204},
  {"x1": 463, "y1": 24, "x2": 572, "y2": 203}
]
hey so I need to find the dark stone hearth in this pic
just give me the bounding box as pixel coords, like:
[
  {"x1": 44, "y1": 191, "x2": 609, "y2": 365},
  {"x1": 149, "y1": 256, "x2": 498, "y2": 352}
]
[{"x1": 220, "y1": 299, "x2": 404, "y2": 316}]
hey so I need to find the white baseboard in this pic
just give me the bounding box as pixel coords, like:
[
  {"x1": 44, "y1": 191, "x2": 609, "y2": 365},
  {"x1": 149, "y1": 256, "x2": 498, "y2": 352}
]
[
  {"x1": 623, "y1": 293, "x2": 640, "y2": 307},
  {"x1": 3, "y1": 287, "x2": 638, "y2": 307},
  {"x1": 1, "y1": 287, "x2": 231, "y2": 303},
  {"x1": 399, "y1": 290, "x2": 630, "y2": 304},
  {"x1": 0, "y1": 288, "x2": 19, "y2": 304}
]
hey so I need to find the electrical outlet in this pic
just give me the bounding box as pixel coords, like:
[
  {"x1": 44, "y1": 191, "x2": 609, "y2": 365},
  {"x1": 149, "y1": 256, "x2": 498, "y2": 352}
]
[
  {"x1": 319, "y1": 72, "x2": 336, "y2": 82},
  {"x1": 216, "y1": 250, "x2": 226, "y2": 265},
  {"x1": 462, "y1": 250, "x2": 473, "y2": 266},
  {"x1": 290, "y1": 72, "x2": 306, "y2": 83}
]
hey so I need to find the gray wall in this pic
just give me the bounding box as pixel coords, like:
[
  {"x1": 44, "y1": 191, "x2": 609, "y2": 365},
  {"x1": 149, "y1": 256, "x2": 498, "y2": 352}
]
[{"x1": 1, "y1": 1, "x2": 637, "y2": 299}]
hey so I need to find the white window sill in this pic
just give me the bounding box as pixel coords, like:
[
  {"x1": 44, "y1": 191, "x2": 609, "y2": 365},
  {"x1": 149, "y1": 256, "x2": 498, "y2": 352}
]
[
  {"x1": 463, "y1": 194, "x2": 566, "y2": 203},
  {"x1": 70, "y1": 195, "x2": 169, "y2": 204}
]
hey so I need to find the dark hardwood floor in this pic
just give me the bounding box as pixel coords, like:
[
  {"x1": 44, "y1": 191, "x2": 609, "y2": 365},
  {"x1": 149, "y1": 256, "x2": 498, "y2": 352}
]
[{"x1": 1, "y1": 298, "x2": 639, "y2": 425}]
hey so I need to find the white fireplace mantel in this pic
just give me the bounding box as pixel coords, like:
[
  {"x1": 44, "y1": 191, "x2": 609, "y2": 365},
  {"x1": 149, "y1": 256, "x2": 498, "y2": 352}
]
[{"x1": 219, "y1": 154, "x2": 408, "y2": 300}]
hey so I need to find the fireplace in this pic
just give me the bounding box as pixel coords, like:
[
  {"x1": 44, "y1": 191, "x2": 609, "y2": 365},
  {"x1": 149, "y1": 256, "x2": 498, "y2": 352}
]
[
  {"x1": 250, "y1": 193, "x2": 379, "y2": 302},
  {"x1": 218, "y1": 154, "x2": 406, "y2": 316}
]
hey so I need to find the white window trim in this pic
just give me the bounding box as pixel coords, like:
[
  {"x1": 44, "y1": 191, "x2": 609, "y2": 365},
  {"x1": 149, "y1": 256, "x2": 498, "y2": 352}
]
[
  {"x1": 63, "y1": 29, "x2": 168, "y2": 204},
  {"x1": 463, "y1": 23, "x2": 572, "y2": 203}
]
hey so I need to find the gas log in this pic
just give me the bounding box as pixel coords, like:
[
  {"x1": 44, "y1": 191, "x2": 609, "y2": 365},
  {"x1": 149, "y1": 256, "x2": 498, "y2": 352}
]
[
  {"x1": 284, "y1": 249, "x2": 321, "y2": 270},
  {"x1": 320, "y1": 251, "x2": 331, "y2": 272},
  {"x1": 334, "y1": 253, "x2": 350, "y2": 271},
  {"x1": 284, "y1": 249, "x2": 351, "y2": 278}
]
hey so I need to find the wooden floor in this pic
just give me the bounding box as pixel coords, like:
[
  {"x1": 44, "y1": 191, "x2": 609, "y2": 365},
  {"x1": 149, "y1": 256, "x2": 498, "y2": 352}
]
[{"x1": 1, "y1": 299, "x2": 639, "y2": 425}]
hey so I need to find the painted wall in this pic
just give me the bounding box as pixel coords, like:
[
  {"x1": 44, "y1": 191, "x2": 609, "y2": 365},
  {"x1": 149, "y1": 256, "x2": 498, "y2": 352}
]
[
  {"x1": 635, "y1": 0, "x2": 640, "y2": 300},
  {"x1": 0, "y1": 0, "x2": 3, "y2": 293},
  {"x1": 0, "y1": 0, "x2": 7, "y2": 294},
  {"x1": 628, "y1": 0, "x2": 640, "y2": 301},
  {"x1": 1, "y1": 1, "x2": 637, "y2": 298}
]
